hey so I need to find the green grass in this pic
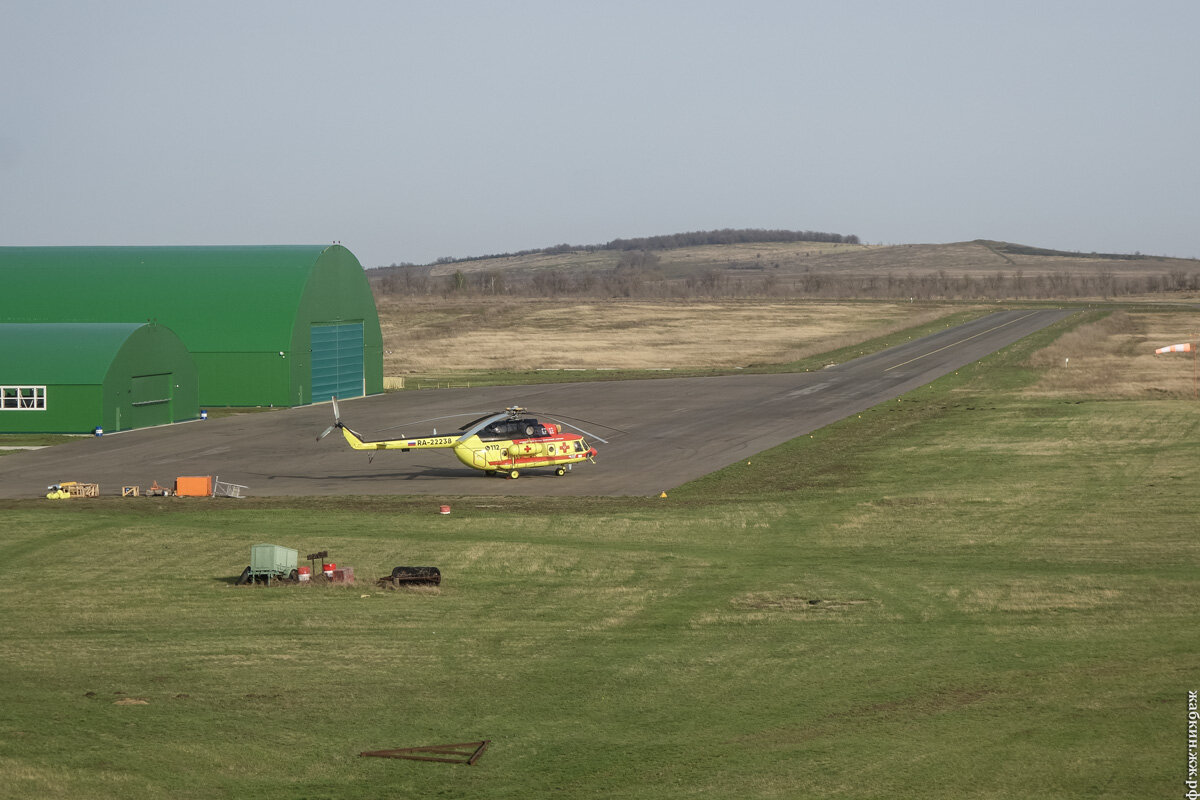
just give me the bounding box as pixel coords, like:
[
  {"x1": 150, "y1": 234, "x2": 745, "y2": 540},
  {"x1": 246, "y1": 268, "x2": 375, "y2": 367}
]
[
  {"x1": 0, "y1": 319, "x2": 1196, "y2": 798},
  {"x1": 0, "y1": 434, "x2": 84, "y2": 453}
]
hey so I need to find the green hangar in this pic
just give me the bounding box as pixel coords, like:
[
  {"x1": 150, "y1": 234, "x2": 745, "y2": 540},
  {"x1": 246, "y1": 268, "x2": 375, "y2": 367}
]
[
  {"x1": 0, "y1": 323, "x2": 199, "y2": 433},
  {"x1": 0, "y1": 245, "x2": 383, "y2": 409}
]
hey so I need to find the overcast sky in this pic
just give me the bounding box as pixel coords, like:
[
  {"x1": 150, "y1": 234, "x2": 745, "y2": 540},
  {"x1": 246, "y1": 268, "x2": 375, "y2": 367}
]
[{"x1": 3, "y1": 1, "x2": 1197, "y2": 267}]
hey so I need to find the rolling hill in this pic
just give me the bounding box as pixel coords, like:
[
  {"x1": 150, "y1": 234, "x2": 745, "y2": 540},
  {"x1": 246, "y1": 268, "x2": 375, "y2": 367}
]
[{"x1": 368, "y1": 236, "x2": 1200, "y2": 301}]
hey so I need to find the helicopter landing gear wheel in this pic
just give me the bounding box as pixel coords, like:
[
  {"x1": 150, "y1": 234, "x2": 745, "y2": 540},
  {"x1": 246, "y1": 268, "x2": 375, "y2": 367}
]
[
  {"x1": 555, "y1": 467, "x2": 566, "y2": 477},
  {"x1": 508, "y1": 470, "x2": 520, "y2": 480}
]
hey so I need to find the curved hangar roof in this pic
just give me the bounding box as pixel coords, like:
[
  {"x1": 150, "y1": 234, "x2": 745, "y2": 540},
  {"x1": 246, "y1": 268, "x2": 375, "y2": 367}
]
[
  {"x1": 0, "y1": 245, "x2": 382, "y2": 407},
  {"x1": 0, "y1": 322, "x2": 199, "y2": 433}
]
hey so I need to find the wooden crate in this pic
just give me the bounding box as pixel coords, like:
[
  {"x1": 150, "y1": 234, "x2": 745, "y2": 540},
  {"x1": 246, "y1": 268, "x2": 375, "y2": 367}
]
[
  {"x1": 122, "y1": 486, "x2": 140, "y2": 497},
  {"x1": 66, "y1": 483, "x2": 99, "y2": 498}
]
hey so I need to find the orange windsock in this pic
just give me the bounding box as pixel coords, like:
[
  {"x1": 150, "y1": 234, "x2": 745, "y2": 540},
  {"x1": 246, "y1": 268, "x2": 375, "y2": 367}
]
[{"x1": 1155, "y1": 342, "x2": 1194, "y2": 354}]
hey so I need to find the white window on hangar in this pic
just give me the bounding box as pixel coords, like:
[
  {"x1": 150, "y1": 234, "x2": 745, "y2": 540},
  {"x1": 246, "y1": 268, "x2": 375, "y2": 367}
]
[{"x1": 0, "y1": 386, "x2": 47, "y2": 410}]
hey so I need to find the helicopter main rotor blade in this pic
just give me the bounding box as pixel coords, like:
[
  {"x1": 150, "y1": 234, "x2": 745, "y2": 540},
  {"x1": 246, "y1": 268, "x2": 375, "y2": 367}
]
[
  {"x1": 377, "y1": 412, "x2": 493, "y2": 433},
  {"x1": 526, "y1": 410, "x2": 626, "y2": 444},
  {"x1": 458, "y1": 411, "x2": 511, "y2": 438},
  {"x1": 540, "y1": 416, "x2": 611, "y2": 445},
  {"x1": 528, "y1": 410, "x2": 627, "y2": 434}
]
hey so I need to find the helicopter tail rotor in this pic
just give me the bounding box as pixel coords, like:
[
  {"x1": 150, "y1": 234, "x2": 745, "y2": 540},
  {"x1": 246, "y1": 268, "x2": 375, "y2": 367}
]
[{"x1": 316, "y1": 396, "x2": 343, "y2": 441}]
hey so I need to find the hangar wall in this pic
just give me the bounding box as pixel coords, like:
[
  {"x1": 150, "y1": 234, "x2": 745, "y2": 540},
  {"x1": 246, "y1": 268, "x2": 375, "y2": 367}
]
[
  {"x1": 0, "y1": 245, "x2": 383, "y2": 407},
  {"x1": 0, "y1": 323, "x2": 199, "y2": 433}
]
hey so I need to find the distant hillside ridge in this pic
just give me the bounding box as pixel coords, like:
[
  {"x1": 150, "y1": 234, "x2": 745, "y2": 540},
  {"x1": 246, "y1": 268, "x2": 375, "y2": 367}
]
[
  {"x1": 402, "y1": 227, "x2": 860, "y2": 267},
  {"x1": 978, "y1": 240, "x2": 1151, "y2": 261},
  {"x1": 369, "y1": 238, "x2": 1200, "y2": 301}
]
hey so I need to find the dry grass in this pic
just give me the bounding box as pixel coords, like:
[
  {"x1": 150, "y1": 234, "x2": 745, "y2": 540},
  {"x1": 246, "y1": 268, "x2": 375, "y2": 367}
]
[
  {"x1": 1024, "y1": 310, "x2": 1200, "y2": 398},
  {"x1": 954, "y1": 580, "x2": 1124, "y2": 613},
  {"x1": 376, "y1": 299, "x2": 956, "y2": 373}
]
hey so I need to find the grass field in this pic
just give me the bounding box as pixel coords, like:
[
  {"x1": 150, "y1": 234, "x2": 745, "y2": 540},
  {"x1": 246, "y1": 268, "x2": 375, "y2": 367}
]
[
  {"x1": 0, "y1": 309, "x2": 1196, "y2": 798},
  {"x1": 377, "y1": 298, "x2": 981, "y2": 384}
]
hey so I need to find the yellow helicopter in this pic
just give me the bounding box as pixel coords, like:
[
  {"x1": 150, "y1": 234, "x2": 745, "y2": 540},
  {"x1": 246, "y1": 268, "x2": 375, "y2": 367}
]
[{"x1": 318, "y1": 398, "x2": 607, "y2": 479}]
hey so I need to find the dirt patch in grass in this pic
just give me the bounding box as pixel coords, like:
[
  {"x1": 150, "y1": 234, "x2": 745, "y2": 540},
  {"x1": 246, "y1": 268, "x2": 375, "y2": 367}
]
[
  {"x1": 731, "y1": 593, "x2": 873, "y2": 611},
  {"x1": 690, "y1": 591, "x2": 877, "y2": 625}
]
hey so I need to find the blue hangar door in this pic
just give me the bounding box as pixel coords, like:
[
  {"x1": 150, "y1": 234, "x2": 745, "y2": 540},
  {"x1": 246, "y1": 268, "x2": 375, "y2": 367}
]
[{"x1": 310, "y1": 322, "x2": 365, "y2": 403}]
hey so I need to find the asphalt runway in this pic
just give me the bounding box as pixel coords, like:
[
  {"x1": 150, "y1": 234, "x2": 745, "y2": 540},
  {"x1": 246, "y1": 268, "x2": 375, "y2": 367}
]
[{"x1": 0, "y1": 308, "x2": 1073, "y2": 498}]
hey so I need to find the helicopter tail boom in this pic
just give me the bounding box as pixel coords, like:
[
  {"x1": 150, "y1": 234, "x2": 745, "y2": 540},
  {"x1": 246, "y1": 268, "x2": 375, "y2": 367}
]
[
  {"x1": 317, "y1": 396, "x2": 458, "y2": 451},
  {"x1": 340, "y1": 425, "x2": 458, "y2": 452}
]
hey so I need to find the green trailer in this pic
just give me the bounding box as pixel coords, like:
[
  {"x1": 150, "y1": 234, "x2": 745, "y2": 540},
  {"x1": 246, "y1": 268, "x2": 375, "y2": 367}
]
[{"x1": 237, "y1": 544, "x2": 299, "y2": 585}]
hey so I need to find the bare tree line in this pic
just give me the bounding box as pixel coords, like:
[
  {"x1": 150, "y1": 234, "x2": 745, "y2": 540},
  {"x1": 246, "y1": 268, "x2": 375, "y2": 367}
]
[
  {"x1": 603, "y1": 228, "x2": 860, "y2": 251},
  {"x1": 371, "y1": 260, "x2": 1200, "y2": 301}
]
